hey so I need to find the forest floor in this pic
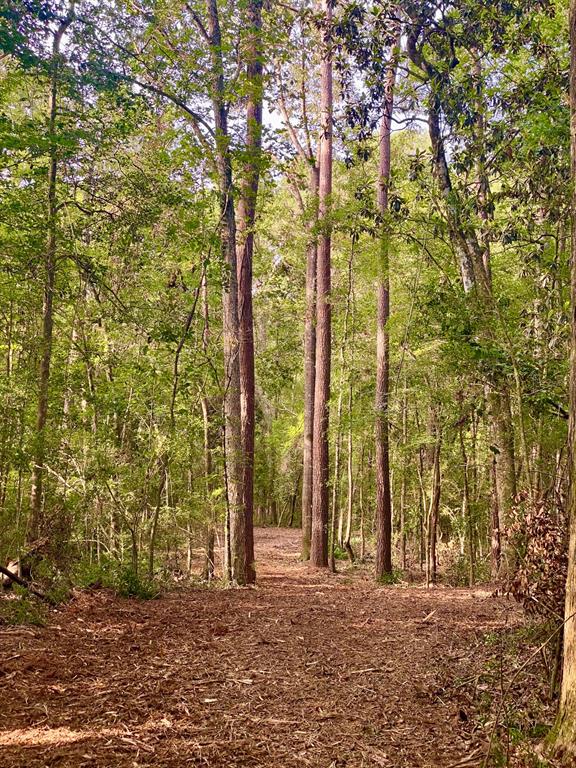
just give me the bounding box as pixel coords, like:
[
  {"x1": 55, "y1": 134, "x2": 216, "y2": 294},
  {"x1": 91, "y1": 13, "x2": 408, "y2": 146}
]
[{"x1": 0, "y1": 528, "x2": 525, "y2": 768}]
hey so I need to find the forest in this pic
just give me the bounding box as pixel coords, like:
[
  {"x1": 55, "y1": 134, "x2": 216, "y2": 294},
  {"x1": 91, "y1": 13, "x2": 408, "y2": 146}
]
[{"x1": 2, "y1": 0, "x2": 576, "y2": 765}]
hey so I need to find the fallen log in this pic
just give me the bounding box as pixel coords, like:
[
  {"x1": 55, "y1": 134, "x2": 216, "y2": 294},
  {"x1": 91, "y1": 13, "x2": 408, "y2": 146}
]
[{"x1": 0, "y1": 564, "x2": 56, "y2": 605}]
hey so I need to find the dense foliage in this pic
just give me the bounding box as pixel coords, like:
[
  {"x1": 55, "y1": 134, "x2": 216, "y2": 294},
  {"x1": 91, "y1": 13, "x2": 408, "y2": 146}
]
[{"x1": 0, "y1": 0, "x2": 572, "y2": 598}]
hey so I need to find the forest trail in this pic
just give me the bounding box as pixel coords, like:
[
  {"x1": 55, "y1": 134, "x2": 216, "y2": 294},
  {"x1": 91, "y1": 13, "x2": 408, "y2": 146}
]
[{"x1": 0, "y1": 528, "x2": 519, "y2": 768}]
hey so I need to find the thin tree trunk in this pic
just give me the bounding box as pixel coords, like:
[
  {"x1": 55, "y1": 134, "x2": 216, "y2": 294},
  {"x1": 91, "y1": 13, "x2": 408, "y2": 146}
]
[
  {"x1": 310, "y1": 0, "x2": 333, "y2": 568},
  {"x1": 459, "y1": 418, "x2": 474, "y2": 587},
  {"x1": 148, "y1": 457, "x2": 168, "y2": 580},
  {"x1": 29, "y1": 7, "x2": 74, "y2": 541},
  {"x1": 426, "y1": 423, "x2": 442, "y2": 587},
  {"x1": 302, "y1": 166, "x2": 319, "y2": 560},
  {"x1": 344, "y1": 381, "x2": 355, "y2": 563},
  {"x1": 490, "y1": 455, "x2": 501, "y2": 579},
  {"x1": 400, "y1": 382, "x2": 408, "y2": 570},
  {"x1": 487, "y1": 389, "x2": 517, "y2": 571},
  {"x1": 206, "y1": 0, "x2": 245, "y2": 584},
  {"x1": 331, "y1": 385, "x2": 344, "y2": 563},
  {"x1": 375, "y1": 39, "x2": 399, "y2": 579},
  {"x1": 358, "y1": 443, "x2": 366, "y2": 560},
  {"x1": 200, "y1": 269, "x2": 216, "y2": 580}
]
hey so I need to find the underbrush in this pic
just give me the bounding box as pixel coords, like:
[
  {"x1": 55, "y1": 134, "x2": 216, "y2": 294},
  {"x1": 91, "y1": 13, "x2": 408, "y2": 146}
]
[
  {"x1": 443, "y1": 552, "x2": 493, "y2": 587},
  {"x1": 376, "y1": 568, "x2": 403, "y2": 585},
  {"x1": 0, "y1": 589, "x2": 48, "y2": 626},
  {"x1": 73, "y1": 558, "x2": 160, "y2": 599},
  {"x1": 449, "y1": 621, "x2": 562, "y2": 767}
]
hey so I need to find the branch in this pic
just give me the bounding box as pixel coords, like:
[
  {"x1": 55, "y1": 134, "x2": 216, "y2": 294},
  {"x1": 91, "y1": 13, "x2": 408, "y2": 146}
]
[
  {"x1": 185, "y1": 2, "x2": 210, "y2": 42},
  {"x1": 0, "y1": 564, "x2": 56, "y2": 605}
]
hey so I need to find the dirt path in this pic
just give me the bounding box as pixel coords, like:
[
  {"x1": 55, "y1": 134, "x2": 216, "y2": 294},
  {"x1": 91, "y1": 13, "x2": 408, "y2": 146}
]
[{"x1": 0, "y1": 528, "x2": 519, "y2": 767}]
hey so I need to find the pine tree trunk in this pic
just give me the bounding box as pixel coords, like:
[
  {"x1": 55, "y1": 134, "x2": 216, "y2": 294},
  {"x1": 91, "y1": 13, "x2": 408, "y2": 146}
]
[
  {"x1": 310, "y1": 0, "x2": 333, "y2": 568},
  {"x1": 553, "y1": 0, "x2": 576, "y2": 753},
  {"x1": 235, "y1": 0, "x2": 263, "y2": 585},
  {"x1": 302, "y1": 166, "x2": 319, "y2": 561},
  {"x1": 375, "y1": 40, "x2": 399, "y2": 579},
  {"x1": 405, "y1": 35, "x2": 518, "y2": 566}
]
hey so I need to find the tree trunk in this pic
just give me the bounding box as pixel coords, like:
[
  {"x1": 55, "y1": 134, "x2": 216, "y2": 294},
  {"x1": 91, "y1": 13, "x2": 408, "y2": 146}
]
[
  {"x1": 487, "y1": 388, "x2": 517, "y2": 572},
  {"x1": 426, "y1": 424, "x2": 442, "y2": 587},
  {"x1": 553, "y1": 0, "x2": 576, "y2": 753},
  {"x1": 344, "y1": 383, "x2": 355, "y2": 563},
  {"x1": 200, "y1": 269, "x2": 217, "y2": 581},
  {"x1": 206, "y1": 0, "x2": 246, "y2": 584},
  {"x1": 399, "y1": 382, "x2": 408, "y2": 570},
  {"x1": 490, "y1": 455, "x2": 501, "y2": 579},
  {"x1": 310, "y1": 0, "x2": 333, "y2": 568},
  {"x1": 302, "y1": 166, "x2": 319, "y2": 560},
  {"x1": 459, "y1": 418, "x2": 474, "y2": 587},
  {"x1": 375, "y1": 40, "x2": 399, "y2": 579},
  {"x1": 235, "y1": 0, "x2": 263, "y2": 585},
  {"x1": 148, "y1": 456, "x2": 168, "y2": 580},
  {"x1": 29, "y1": 8, "x2": 74, "y2": 541}
]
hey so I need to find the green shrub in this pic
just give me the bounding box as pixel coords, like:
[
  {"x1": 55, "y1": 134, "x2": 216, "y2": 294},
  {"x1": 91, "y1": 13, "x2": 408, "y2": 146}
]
[
  {"x1": 0, "y1": 593, "x2": 47, "y2": 626},
  {"x1": 115, "y1": 565, "x2": 159, "y2": 600},
  {"x1": 72, "y1": 557, "x2": 158, "y2": 599},
  {"x1": 377, "y1": 569, "x2": 402, "y2": 585}
]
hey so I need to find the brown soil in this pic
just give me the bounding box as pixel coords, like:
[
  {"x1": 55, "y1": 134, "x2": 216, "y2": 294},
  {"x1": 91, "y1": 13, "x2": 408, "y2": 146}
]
[{"x1": 0, "y1": 528, "x2": 520, "y2": 767}]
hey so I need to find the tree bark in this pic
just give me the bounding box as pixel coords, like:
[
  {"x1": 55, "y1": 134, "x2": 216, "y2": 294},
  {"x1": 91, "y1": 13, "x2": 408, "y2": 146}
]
[
  {"x1": 29, "y1": 7, "x2": 75, "y2": 542},
  {"x1": 375, "y1": 39, "x2": 399, "y2": 579},
  {"x1": 302, "y1": 166, "x2": 319, "y2": 561},
  {"x1": 200, "y1": 269, "x2": 217, "y2": 581},
  {"x1": 235, "y1": 0, "x2": 263, "y2": 585},
  {"x1": 426, "y1": 422, "x2": 442, "y2": 587},
  {"x1": 310, "y1": 0, "x2": 333, "y2": 568},
  {"x1": 553, "y1": 0, "x2": 576, "y2": 753},
  {"x1": 206, "y1": 0, "x2": 246, "y2": 584},
  {"x1": 459, "y1": 418, "x2": 474, "y2": 587}
]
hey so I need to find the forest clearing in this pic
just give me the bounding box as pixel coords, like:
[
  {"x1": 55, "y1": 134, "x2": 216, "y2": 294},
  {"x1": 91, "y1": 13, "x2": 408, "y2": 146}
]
[{"x1": 0, "y1": 528, "x2": 524, "y2": 768}]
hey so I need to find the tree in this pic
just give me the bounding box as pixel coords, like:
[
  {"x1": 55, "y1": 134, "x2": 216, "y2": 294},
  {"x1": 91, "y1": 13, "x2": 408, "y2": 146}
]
[
  {"x1": 374, "y1": 36, "x2": 399, "y2": 580},
  {"x1": 272, "y1": 7, "x2": 321, "y2": 560},
  {"x1": 29, "y1": 2, "x2": 76, "y2": 542},
  {"x1": 310, "y1": 0, "x2": 333, "y2": 568},
  {"x1": 236, "y1": 0, "x2": 264, "y2": 584},
  {"x1": 553, "y1": 0, "x2": 576, "y2": 755}
]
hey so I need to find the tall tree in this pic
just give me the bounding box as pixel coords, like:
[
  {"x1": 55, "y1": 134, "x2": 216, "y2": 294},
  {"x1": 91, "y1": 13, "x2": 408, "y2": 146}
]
[
  {"x1": 310, "y1": 0, "x2": 333, "y2": 567},
  {"x1": 274, "y1": 17, "x2": 320, "y2": 560},
  {"x1": 236, "y1": 0, "x2": 264, "y2": 585},
  {"x1": 374, "y1": 37, "x2": 399, "y2": 580},
  {"x1": 554, "y1": 0, "x2": 576, "y2": 754},
  {"x1": 205, "y1": 0, "x2": 246, "y2": 583},
  {"x1": 29, "y1": 2, "x2": 75, "y2": 542}
]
